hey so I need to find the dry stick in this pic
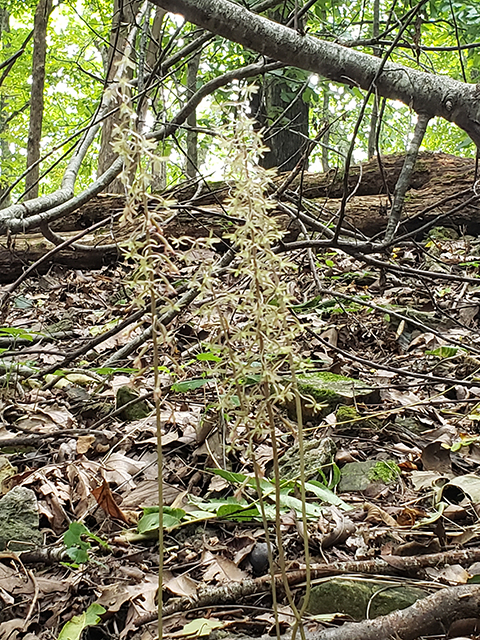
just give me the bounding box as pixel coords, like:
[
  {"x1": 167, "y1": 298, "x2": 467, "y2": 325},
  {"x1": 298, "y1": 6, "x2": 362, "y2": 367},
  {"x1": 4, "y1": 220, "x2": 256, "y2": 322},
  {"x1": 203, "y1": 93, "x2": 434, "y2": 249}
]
[
  {"x1": 384, "y1": 113, "x2": 431, "y2": 243},
  {"x1": 294, "y1": 310, "x2": 480, "y2": 388},
  {"x1": 39, "y1": 246, "x2": 236, "y2": 378},
  {"x1": 306, "y1": 287, "x2": 480, "y2": 356},
  {"x1": 352, "y1": 248, "x2": 480, "y2": 286},
  {"x1": 288, "y1": 350, "x2": 310, "y2": 640},
  {"x1": 134, "y1": 547, "x2": 480, "y2": 626},
  {"x1": 0, "y1": 428, "x2": 118, "y2": 449},
  {"x1": 280, "y1": 235, "x2": 480, "y2": 285},
  {"x1": 282, "y1": 179, "x2": 480, "y2": 254},
  {"x1": 253, "y1": 459, "x2": 281, "y2": 640},
  {"x1": 3, "y1": 59, "x2": 282, "y2": 236},
  {"x1": 103, "y1": 247, "x2": 237, "y2": 367},
  {"x1": 332, "y1": 2, "x2": 426, "y2": 244},
  {"x1": 38, "y1": 304, "x2": 148, "y2": 378},
  {"x1": 388, "y1": 192, "x2": 480, "y2": 246},
  {"x1": 39, "y1": 220, "x2": 119, "y2": 254},
  {"x1": 313, "y1": 584, "x2": 480, "y2": 640}
]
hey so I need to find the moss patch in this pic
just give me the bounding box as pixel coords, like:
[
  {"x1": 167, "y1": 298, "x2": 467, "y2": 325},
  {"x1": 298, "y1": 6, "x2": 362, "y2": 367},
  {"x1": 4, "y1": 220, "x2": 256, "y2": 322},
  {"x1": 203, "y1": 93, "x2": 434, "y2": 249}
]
[{"x1": 286, "y1": 372, "x2": 379, "y2": 421}]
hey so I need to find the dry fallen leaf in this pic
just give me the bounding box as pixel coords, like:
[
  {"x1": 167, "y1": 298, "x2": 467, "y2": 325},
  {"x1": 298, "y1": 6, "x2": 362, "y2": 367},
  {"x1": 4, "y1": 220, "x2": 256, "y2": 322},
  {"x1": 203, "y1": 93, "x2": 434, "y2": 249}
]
[
  {"x1": 203, "y1": 556, "x2": 249, "y2": 583},
  {"x1": 364, "y1": 502, "x2": 398, "y2": 527},
  {"x1": 92, "y1": 480, "x2": 131, "y2": 523},
  {"x1": 76, "y1": 434, "x2": 96, "y2": 455}
]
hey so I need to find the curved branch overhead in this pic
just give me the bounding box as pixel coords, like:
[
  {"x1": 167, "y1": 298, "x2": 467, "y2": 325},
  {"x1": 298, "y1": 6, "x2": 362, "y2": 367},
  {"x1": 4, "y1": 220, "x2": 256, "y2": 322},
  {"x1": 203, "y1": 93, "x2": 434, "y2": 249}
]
[{"x1": 150, "y1": 0, "x2": 480, "y2": 146}]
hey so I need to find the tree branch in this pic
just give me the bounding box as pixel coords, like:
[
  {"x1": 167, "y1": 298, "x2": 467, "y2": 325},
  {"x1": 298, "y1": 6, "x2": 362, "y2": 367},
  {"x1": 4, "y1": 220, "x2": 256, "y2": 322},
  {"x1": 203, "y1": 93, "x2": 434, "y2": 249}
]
[{"x1": 149, "y1": 0, "x2": 480, "y2": 145}]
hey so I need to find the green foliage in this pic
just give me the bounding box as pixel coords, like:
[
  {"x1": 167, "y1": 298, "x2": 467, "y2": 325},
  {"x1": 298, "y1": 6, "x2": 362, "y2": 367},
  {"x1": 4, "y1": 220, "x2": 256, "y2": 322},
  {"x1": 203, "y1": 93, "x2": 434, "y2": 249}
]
[
  {"x1": 0, "y1": 0, "x2": 477, "y2": 200},
  {"x1": 0, "y1": 327, "x2": 36, "y2": 341},
  {"x1": 0, "y1": 1, "x2": 107, "y2": 196},
  {"x1": 171, "y1": 378, "x2": 213, "y2": 392},
  {"x1": 425, "y1": 346, "x2": 462, "y2": 358},
  {"x1": 136, "y1": 468, "x2": 351, "y2": 533},
  {"x1": 450, "y1": 433, "x2": 479, "y2": 452},
  {"x1": 368, "y1": 461, "x2": 400, "y2": 484},
  {"x1": 63, "y1": 522, "x2": 109, "y2": 566},
  {"x1": 138, "y1": 506, "x2": 186, "y2": 533},
  {"x1": 57, "y1": 602, "x2": 106, "y2": 640},
  {"x1": 195, "y1": 351, "x2": 222, "y2": 363},
  {"x1": 180, "y1": 618, "x2": 223, "y2": 637}
]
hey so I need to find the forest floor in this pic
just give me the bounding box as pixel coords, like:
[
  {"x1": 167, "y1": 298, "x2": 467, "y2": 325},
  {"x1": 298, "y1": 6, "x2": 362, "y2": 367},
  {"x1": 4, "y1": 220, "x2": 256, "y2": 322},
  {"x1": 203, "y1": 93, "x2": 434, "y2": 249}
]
[{"x1": 1, "y1": 215, "x2": 480, "y2": 640}]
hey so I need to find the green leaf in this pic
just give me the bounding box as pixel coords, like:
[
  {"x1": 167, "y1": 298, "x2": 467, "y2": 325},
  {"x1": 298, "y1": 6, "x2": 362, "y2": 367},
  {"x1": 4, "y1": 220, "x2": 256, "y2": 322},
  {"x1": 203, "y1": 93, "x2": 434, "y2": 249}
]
[
  {"x1": 210, "y1": 468, "x2": 277, "y2": 496},
  {"x1": 306, "y1": 480, "x2": 352, "y2": 510},
  {"x1": 0, "y1": 327, "x2": 35, "y2": 341},
  {"x1": 216, "y1": 503, "x2": 261, "y2": 521},
  {"x1": 161, "y1": 507, "x2": 185, "y2": 530},
  {"x1": 180, "y1": 617, "x2": 223, "y2": 637},
  {"x1": 331, "y1": 463, "x2": 342, "y2": 488},
  {"x1": 196, "y1": 352, "x2": 222, "y2": 362},
  {"x1": 424, "y1": 346, "x2": 459, "y2": 358},
  {"x1": 210, "y1": 469, "x2": 248, "y2": 484},
  {"x1": 65, "y1": 546, "x2": 90, "y2": 565},
  {"x1": 137, "y1": 512, "x2": 160, "y2": 533},
  {"x1": 63, "y1": 522, "x2": 91, "y2": 550},
  {"x1": 57, "y1": 603, "x2": 106, "y2": 640},
  {"x1": 172, "y1": 378, "x2": 213, "y2": 392},
  {"x1": 63, "y1": 522, "x2": 109, "y2": 565},
  {"x1": 278, "y1": 492, "x2": 324, "y2": 518},
  {"x1": 291, "y1": 295, "x2": 324, "y2": 311},
  {"x1": 13, "y1": 296, "x2": 34, "y2": 309},
  {"x1": 137, "y1": 507, "x2": 186, "y2": 533},
  {"x1": 92, "y1": 367, "x2": 138, "y2": 375}
]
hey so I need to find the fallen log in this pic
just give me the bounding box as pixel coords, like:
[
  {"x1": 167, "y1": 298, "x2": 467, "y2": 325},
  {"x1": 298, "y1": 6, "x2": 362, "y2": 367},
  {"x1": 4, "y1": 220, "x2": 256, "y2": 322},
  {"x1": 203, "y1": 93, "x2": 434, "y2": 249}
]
[{"x1": 1, "y1": 152, "x2": 477, "y2": 283}]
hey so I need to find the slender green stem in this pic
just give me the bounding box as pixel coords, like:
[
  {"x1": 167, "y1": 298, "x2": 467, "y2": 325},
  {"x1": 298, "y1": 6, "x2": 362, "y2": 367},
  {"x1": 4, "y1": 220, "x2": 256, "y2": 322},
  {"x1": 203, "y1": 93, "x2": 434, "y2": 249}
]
[{"x1": 145, "y1": 200, "x2": 164, "y2": 640}]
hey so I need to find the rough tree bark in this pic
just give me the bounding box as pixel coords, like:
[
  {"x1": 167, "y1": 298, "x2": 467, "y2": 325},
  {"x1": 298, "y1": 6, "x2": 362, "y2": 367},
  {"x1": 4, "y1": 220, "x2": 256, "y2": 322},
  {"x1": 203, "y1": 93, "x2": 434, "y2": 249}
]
[
  {"x1": 186, "y1": 50, "x2": 201, "y2": 178},
  {"x1": 97, "y1": 0, "x2": 141, "y2": 194},
  {"x1": 0, "y1": 152, "x2": 474, "y2": 286},
  {"x1": 24, "y1": 0, "x2": 53, "y2": 200},
  {"x1": 252, "y1": 2, "x2": 310, "y2": 172}
]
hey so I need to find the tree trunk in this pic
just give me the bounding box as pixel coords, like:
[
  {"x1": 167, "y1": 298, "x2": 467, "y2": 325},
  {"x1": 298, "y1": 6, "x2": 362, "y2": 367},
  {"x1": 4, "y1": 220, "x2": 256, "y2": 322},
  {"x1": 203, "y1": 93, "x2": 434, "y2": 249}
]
[
  {"x1": 186, "y1": 50, "x2": 201, "y2": 178},
  {"x1": 252, "y1": 3, "x2": 309, "y2": 172},
  {"x1": 0, "y1": 7, "x2": 11, "y2": 209},
  {"x1": 44, "y1": 152, "x2": 480, "y2": 240},
  {"x1": 97, "y1": 0, "x2": 141, "y2": 194},
  {"x1": 321, "y1": 87, "x2": 330, "y2": 171},
  {"x1": 145, "y1": 6, "x2": 168, "y2": 191},
  {"x1": 258, "y1": 69, "x2": 309, "y2": 171},
  {"x1": 24, "y1": 0, "x2": 53, "y2": 201},
  {"x1": 367, "y1": 0, "x2": 381, "y2": 160},
  {"x1": 165, "y1": 152, "x2": 480, "y2": 237}
]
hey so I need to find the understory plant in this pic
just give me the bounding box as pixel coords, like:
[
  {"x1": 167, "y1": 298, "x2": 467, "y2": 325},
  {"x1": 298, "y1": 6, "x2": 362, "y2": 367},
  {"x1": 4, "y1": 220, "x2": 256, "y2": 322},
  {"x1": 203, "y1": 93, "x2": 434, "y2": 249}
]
[
  {"x1": 191, "y1": 96, "x2": 312, "y2": 639},
  {"x1": 108, "y1": 61, "x2": 179, "y2": 640}
]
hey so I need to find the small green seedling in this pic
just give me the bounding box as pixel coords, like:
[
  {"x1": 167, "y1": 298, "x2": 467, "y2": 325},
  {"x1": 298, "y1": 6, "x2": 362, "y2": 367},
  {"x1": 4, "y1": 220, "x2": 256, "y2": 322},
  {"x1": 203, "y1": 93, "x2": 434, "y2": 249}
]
[{"x1": 63, "y1": 522, "x2": 109, "y2": 566}]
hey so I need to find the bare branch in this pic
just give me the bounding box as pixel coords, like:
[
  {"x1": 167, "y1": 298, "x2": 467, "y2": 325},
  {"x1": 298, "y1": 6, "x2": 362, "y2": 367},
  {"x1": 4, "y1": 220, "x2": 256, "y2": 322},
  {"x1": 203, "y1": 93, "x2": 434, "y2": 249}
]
[{"x1": 149, "y1": 0, "x2": 480, "y2": 145}]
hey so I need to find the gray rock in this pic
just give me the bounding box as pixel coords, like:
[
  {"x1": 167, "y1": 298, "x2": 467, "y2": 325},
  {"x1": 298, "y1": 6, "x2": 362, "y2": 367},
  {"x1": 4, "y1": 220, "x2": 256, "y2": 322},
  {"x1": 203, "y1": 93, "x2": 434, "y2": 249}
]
[
  {"x1": 338, "y1": 459, "x2": 399, "y2": 493},
  {"x1": 278, "y1": 437, "x2": 336, "y2": 482},
  {"x1": 286, "y1": 372, "x2": 379, "y2": 421},
  {"x1": 0, "y1": 486, "x2": 42, "y2": 551},
  {"x1": 306, "y1": 578, "x2": 428, "y2": 620},
  {"x1": 248, "y1": 542, "x2": 269, "y2": 576}
]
